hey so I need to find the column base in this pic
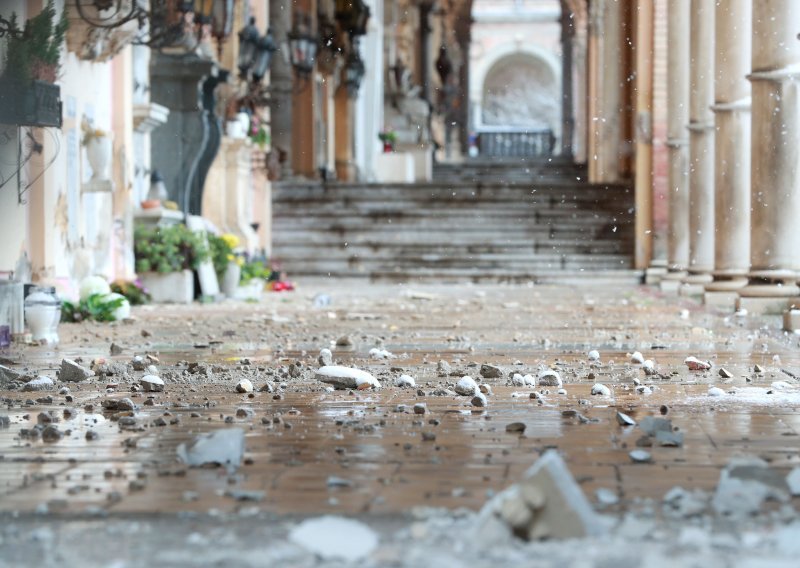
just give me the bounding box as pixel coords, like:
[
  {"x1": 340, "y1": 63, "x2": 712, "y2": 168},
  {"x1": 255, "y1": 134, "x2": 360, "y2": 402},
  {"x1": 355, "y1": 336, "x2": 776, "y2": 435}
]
[
  {"x1": 703, "y1": 290, "x2": 739, "y2": 310},
  {"x1": 784, "y1": 309, "x2": 800, "y2": 333},
  {"x1": 705, "y1": 275, "x2": 748, "y2": 292},
  {"x1": 736, "y1": 295, "x2": 800, "y2": 315},
  {"x1": 645, "y1": 266, "x2": 668, "y2": 285},
  {"x1": 680, "y1": 273, "x2": 712, "y2": 298},
  {"x1": 660, "y1": 269, "x2": 687, "y2": 294}
]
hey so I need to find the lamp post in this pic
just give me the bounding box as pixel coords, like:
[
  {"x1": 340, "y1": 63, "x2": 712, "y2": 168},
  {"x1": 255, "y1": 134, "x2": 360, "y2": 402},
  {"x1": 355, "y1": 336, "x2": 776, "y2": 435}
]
[
  {"x1": 287, "y1": 15, "x2": 318, "y2": 78},
  {"x1": 344, "y1": 40, "x2": 365, "y2": 97}
]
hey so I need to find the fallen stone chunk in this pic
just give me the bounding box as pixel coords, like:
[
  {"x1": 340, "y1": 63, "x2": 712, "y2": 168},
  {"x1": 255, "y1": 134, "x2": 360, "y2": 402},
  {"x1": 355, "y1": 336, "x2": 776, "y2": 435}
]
[
  {"x1": 437, "y1": 360, "x2": 451, "y2": 376},
  {"x1": 479, "y1": 383, "x2": 493, "y2": 395},
  {"x1": 588, "y1": 350, "x2": 600, "y2": 362},
  {"x1": 471, "y1": 393, "x2": 488, "y2": 407},
  {"x1": 719, "y1": 367, "x2": 733, "y2": 379},
  {"x1": 413, "y1": 403, "x2": 427, "y2": 415},
  {"x1": 60, "y1": 359, "x2": 93, "y2": 382},
  {"x1": 616, "y1": 411, "x2": 636, "y2": 426},
  {"x1": 595, "y1": 488, "x2": 619, "y2": 506},
  {"x1": 395, "y1": 374, "x2": 416, "y2": 388},
  {"x1": 590, "y1": 383, "x2": 611, "y2": 396},
  {"x1": 176, "y1": 428, "x2": 245, "y2": 473},
  {"x1": 685, "y1": 356, "x2": 712, "y2": 371},
  {"x1": 506, "y1": 422, "x2": 526, "y2": 433},
  {"x1": 639, "y1": 416, "x2": 673, "y2": 437},
  {"x1": 41, "y1": 425, "x2": 63, "y2": 443},
  {"x1": 477, "y1": 450, "x2": 608, "y2": 541},
  {"x1": 786, "y1": 467, "x2": 800, "y2": 497},
  {"x1": 109, "y1": 343, "x2": 124, "y2": 355},
  {"x1": 0, "y1": 364, "x2": 23, "y2": 386},
  {"x1": 22, "y1": 376, "x2": 54, "y2": 392},
  {"x1": 480, "y1": 364, "x2": 504, "y2": 379},
  {"x1": 130, "y1": 356, "x2": 146, "y2": 371},
  {"x1": 754, "y1": 364, "x2": 764, "y2": 373},
  {"x1": 629, "y1": 450, "x2": 652, "y2": 463},
  {"x1": 708, "y1": 386, "x2": 726, "y2": 397},
  {"x1": 336, "y1": 335, "x2": 354, "y2": 348},
  {"x1": 663, "y1": 486, "x2": 709, "y2": 518},
  {"x1": 712, "y1": 456, "x2": 790, "y2": 517},
  {"x1": 537, "y1": 368, "x2": 562, "y2": 388},
  {"x1": 642, "y1": 360, "x2": 657, "y2": 376},
  {"x1": 235, "y1": 379, "x2": 254, "y2": 393},
  {"x1": 318, "y1": 348, "x2": 333, "y2": 366},
  {"x1": 316, "y1": 365, "x2": 380, "y2": 390},
  {"x1": 288, "y1": 516, "x2": 378, "y2": 562},
  {"x1": 140, "y1": 375, "x2": 164, "y2": 393},
  {"x1": 630, "y1": 351, "x2": 645, "y2": 364},
  {"x1": 655, "y1": 430, "x2": 684, "y2": 447},
  {"x1": 454, "y1": 376, "x2": 478, "y2": 396}
]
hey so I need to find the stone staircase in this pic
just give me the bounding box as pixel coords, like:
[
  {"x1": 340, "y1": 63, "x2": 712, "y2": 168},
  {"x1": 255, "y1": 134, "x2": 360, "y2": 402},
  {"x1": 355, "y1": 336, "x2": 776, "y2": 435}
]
[{"x1": 272, "y1": 163, "x2": 639, "y2": 283}]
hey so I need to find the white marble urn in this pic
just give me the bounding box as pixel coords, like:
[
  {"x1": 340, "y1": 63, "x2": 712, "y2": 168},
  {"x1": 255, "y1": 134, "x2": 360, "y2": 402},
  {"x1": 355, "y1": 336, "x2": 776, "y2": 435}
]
[{"x1": 86, "y1": 134, "x2": 112, "y2": 181}]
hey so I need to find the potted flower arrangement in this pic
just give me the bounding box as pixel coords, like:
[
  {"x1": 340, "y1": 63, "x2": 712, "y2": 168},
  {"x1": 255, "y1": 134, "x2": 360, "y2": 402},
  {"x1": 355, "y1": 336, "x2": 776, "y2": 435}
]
[
  {"x1": 378, "y1": 130, "x2": 397, "y2": 153},
  {"x1": 0, "y1": 0, "x2": 67, "y2": 128},
  {"x1": 249, "y1": 115, "x2": 270, "y2": 149},
  {"x1": 208, "y1": 233, "x2": 244, "y2": 298},
  {"x1": 134, "y1": 224, "x2": 209, "y2": 304}
]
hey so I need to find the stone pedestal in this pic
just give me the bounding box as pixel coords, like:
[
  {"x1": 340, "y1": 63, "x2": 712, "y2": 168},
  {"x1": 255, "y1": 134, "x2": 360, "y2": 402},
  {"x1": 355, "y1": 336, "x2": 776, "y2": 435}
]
[
  {"x1": 703, "y1": 291, "x2": 739, "y2": 311},
  {"x1": 150, "y1": 54, "x2": 217, "y2": 215},
  {"x1": 375, "y1": 153, "x2": 414, "y2": 183},
  {"x1": 739, "y1": 0, "x2": 800, "y2": 301}
]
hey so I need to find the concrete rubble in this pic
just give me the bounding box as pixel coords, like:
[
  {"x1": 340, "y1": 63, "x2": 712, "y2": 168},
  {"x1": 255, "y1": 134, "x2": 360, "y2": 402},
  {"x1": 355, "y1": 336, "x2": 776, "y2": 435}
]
[{"x1": 176, "y1": 428, "x2": 245, "y2": 473}]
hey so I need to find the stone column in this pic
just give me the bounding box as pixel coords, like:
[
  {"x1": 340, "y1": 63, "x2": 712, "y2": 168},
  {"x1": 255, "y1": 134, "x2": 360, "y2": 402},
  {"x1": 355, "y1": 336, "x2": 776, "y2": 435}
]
[
  {"x1": 738, "y1": 0, "x2": 800, "y2": 312},
  {"x1": 634, "y1": 0, "x2": 654, "y2": 269},
  {"x1": 704, "y1": 0, "x2": 751, "y2": 297},
  {"x1": 662, "y1": 0, "x2": 690, "y2": 286},
  {"x1": 560, "y1": 7, "x2": 575, "y2": 159},
  {"x1": 269, "y1": 0, "x2": 293, "y2": 178},
  {"x1": 681, "y1": 0, "x2": 715, "y2": 291}
]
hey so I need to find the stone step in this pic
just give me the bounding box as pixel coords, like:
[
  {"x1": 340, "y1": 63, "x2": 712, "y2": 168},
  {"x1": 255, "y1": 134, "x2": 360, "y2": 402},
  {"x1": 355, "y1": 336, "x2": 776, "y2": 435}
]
[{"x1": 271, "y1": 238, "x2": 630, "y2": 252}]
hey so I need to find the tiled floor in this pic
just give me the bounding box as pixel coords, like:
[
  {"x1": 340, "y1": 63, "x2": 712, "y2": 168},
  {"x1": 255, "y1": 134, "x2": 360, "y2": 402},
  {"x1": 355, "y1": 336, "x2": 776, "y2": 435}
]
[{"x1": 2, "y1": 280, "x2": 799, "y2": 516}]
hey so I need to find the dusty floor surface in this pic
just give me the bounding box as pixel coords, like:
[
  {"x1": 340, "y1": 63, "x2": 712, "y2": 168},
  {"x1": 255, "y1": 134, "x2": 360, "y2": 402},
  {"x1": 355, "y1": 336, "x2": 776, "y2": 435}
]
[{"x1": 2, "y1": 279, "x2": 800, "y2": 566}]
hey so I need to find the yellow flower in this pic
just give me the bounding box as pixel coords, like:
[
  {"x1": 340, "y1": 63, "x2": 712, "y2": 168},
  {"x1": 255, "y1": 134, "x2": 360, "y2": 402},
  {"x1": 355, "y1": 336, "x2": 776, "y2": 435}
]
[{"x1": 221, "y1": 233, "x2": 240, "y2": 249}]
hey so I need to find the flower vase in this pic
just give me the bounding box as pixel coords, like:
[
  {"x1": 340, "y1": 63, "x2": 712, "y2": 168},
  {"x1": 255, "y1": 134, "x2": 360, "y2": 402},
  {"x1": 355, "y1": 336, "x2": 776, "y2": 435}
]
[
  {"x1": 383, "y1": 141, "x2": 394, "y2": 153},
  {"x1": 86, "y1": 135, "x2": 112, "y2": 181},
  {"x1": 222, "y1": 262, "x2": 241, "y2": 298}
]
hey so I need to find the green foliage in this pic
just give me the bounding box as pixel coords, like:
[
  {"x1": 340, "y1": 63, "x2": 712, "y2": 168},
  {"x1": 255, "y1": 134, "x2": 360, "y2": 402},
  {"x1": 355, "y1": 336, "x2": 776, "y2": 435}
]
[
  {"x1": 134, "y1": 224, "x2": 209, "y2": 274},
  {"x1": 110, "y1": 279, "x2": 151, "y2": 306},
  {"x1": 240, "y1": 260, "x2": 271, "y2": 285},
  {"x1": 3, "y1": 0, "x2": 68, "y2": 83},
  {"x1": 61, "y1": 293, "x2": 125, "y2": 323},
  {"x1": 207, "y1": 234, "x2": 234, "y2": 277},
  {"x1": 249, "y1": 124, "x2": 270, "y2": 148}
]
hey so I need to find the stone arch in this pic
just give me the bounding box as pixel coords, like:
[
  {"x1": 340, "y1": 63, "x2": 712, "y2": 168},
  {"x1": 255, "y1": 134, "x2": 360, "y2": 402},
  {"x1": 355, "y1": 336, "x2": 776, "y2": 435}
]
[{"x1": 471, "y1": 45, "x2": 561, "y2": 136}]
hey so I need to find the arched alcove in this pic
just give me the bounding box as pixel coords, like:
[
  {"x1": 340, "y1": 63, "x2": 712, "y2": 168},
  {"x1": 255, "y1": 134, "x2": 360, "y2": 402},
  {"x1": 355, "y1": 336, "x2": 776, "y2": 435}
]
[{"x1": 481, "y1": 52, "x2": 560, "y2": 133}]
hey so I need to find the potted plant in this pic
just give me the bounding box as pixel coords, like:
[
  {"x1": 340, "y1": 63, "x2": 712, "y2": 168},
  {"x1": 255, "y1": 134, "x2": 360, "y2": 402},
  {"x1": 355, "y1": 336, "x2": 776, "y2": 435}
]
[
  {"x1": 238, "y1": 258, "x2": 271, "y2": 300},
  {"x1": 208, "y1": 233, "x2": 244, "y2": 298},
  {"x1": 378, "y1": 130, "x2": 397, "y2": 153},
  {"x1": 134, "y1": 224, "x2": 209, "y2": 304},
  {"x1": 0, "y1": 1, "x2": 67, "y2": 128}
]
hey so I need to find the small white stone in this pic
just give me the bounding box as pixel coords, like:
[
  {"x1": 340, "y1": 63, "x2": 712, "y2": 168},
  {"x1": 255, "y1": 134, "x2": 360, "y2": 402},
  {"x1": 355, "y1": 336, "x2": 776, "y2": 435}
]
[
  {"x1": 595, "y1": 488, "x2": 619, "y2": 506},
  {"x1": 642, "y1": 360, "x2": 656, "y2": 375},
  {"x1": 629, "y1": 450, "x2": 652, "y2": 463},
  {"x1": 630, "y1": 351, "x2": 645, "y2": 365},
  {"x1": 557, "y1": 388, "x2": 567, "y2": 395},
  {"x1": 479, "y1": 383, "x2": 493, "y2": 395},
  {"x1": 289, "y1": 516, "x2": 378, "y2": 562},
  {"x1": 591, "y1": 383, "x2": 611, "y2": 397},
  {"x1": 318, "y1": 348, "x2": 333, "y2": 366},
  {"x1": 455, "y1": 376, "x2": 478, "y2": 396},
  {"x1": 140, "y1": 374, "x2": 165, "y2": 393},
  {"x1": 368, "y1": 347, "x2": 395, "y2": 360},
  {"x1": 616, "y1": 411, "x2": 636, "y2": 426},
  {"x1": 685, "y1": 356, "x2": 712, "y2": 371},
  {"x1": 588, "y1": 350, "x2": 600, "y2": 362},
  {"x1": 707, "y1": 386, "x2": 726, "y2": 397},
  {"x1": 235, "y1": 379, "x2": 253, "y2": 393},
  {"x1": 394, "y1": 374, "x2": 416, "y2": 388}
]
